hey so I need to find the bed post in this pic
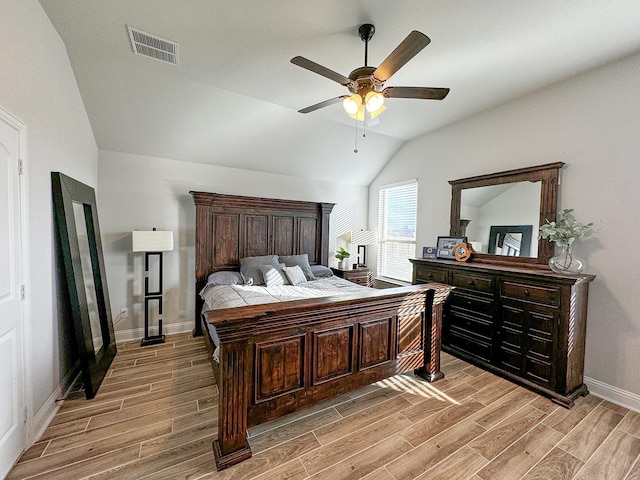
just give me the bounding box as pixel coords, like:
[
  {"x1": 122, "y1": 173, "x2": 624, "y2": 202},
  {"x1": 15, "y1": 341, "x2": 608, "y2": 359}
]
[
  {"x1": 415, "y1": 287, "x2": 445, "y2": 382},
  {"x1": 213, "y1": 338, "x2": 252, "y2": 470},
  {"x1": 319, "y1": 203, "x2": 333, "y2": 266}
]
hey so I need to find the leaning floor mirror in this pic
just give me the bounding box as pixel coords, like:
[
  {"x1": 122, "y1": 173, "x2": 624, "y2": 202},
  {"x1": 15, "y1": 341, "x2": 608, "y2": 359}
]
[{"x1": 52, "y1": 172, "x2": 116, "y2": 399}]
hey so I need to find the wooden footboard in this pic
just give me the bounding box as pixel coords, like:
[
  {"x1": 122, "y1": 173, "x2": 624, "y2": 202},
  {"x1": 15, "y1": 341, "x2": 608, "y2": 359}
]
[{"x1": 203, "y1": 284, "x2": 451, "y2": 470}]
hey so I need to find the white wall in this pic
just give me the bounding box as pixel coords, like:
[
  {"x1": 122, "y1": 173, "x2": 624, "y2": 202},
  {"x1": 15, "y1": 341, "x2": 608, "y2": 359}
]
[
  {"x1": 97, "y1": 150, "x2": 368, "y2": 339},
  {"x1": 0, "y1": 0, "x2": 98, "y2": 441},
  {"x1": 369, "y1": 51, "x2": 640, "y2": 406}
]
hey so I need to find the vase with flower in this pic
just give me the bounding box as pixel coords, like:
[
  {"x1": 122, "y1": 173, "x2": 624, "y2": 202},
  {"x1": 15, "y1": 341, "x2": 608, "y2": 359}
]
[
  {"x1": 335, "y1": 247, "x2": 351, "y2": 270},
  {"x1": 539, "y1": 209, "x2": 593, "y2": 274}
]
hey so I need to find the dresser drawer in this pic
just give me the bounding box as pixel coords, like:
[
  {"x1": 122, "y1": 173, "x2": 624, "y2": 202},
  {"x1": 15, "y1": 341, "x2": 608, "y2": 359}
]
[
  {"x1": 449, "y1": 328, "x2": 492, "y2": 363},
  {"x1": 448, "y1": 311, "x2": 493, "y2": 340},
  {"x1": 452, "y1": 272, "x2": 494, "y2": 294},
  {"x1": 500, "y1": 281, "x2": 561, "y2": 307},
  {"x1": 525, "y1": 356, "x2": 553, "y2": 387},
  {"x1": 351, "y1": 276, "x2": 370, "y2": 286},
  {"x1": 450, "y1": 291, "x2": 494, "y2": 317},
  {"x1": 528, "y1": 309, "x2": 555, "y2": 336},
  {"x1": 415, "y1": 266, "x2": 448, "y2": 284},
  {"x1": 528, "y1": 334, "x2": 553, "y2": 359}
]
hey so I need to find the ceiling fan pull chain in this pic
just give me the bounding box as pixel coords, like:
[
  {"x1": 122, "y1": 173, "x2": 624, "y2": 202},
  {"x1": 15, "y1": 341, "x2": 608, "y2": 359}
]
[{"x1": 353, "y1": 116, "x2": 359, "y2": 153}]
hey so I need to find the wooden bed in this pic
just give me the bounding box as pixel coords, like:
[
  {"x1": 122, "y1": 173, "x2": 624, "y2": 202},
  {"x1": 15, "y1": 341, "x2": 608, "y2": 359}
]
[{"x1": 191, "y1": 191, "x2": 452, "y2": 470}]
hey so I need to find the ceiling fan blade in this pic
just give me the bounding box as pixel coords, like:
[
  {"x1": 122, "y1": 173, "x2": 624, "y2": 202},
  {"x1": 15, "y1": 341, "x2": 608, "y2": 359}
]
[
  {"x1": 373, "y1": 31, "x2": 431, "y2": 83},
  {"x1": 291, "y1": 56, "x2": 352, "y2": 86},
  {"x1": 383, "y1": 86, "x2": 450, "y2": 100},
  {"x1": 298, "y1": 96, "x2": 345, "y2": 114}
]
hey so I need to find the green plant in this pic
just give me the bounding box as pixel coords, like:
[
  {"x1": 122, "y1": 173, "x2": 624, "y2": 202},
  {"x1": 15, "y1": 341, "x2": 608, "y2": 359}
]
[
  {"x1": 539, "y1": 209, "x2": 593, "y2": 245},
  {"x1": 335, "y1": 247, "x2": 351, "y2": 261}
]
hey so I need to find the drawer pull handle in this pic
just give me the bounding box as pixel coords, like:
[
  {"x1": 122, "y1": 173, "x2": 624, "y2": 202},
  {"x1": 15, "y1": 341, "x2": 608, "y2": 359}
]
[
  {"x1": 524, "y1": 289, "x2": 530, "y2": 296},
  {"x1": 427, "y1": 274, "x2": 433, "y2": 279},
  {"x1": 467, "y1": 280, "x2": 475, "y2": 285}
]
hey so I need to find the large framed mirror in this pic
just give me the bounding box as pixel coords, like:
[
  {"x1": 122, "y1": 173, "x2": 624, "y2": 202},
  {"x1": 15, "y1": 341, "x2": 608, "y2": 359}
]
[
  {"x1": 52, "y1": 172, "x2": 116, "y2": 399},
  {"x1": 449, "y1": 162, "x2": 564, "y2": 266}
]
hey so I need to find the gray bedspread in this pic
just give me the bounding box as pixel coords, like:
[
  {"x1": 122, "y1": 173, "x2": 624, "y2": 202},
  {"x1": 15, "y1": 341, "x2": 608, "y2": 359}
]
[{"x1": 200, "y1": 276, "x2": 369, "y2": 311}]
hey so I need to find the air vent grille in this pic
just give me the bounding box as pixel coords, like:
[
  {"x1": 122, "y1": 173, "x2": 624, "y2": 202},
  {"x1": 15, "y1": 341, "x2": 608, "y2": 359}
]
[{"x1": 127, "y1": 26, "x2": 179, "y2": 65}]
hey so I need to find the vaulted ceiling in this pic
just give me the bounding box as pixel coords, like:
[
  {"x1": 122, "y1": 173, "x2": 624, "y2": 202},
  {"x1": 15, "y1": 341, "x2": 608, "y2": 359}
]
[{"x1": 39, "y1": 1, "x2": 640, "y2": 185}]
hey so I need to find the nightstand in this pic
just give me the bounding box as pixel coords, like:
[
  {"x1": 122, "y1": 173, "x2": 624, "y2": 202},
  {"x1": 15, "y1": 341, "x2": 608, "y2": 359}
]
[{"x1": 330, "y1": 267, "x2": 372, "y2": 287}]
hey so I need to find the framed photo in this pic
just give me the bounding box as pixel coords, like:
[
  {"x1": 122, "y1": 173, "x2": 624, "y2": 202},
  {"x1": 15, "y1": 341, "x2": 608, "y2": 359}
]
[
  {"x1": 422, "y1": 246, "x2": 437, "y2": 259},
  {"x1": 436, "y1": 236, "x2": 468, "y2": 259}
]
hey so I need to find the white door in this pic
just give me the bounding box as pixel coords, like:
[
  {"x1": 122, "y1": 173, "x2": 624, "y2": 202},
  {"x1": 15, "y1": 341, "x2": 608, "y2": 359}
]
[{"x1": 0, "y1": 109, "x2": 26, "y2": 478}]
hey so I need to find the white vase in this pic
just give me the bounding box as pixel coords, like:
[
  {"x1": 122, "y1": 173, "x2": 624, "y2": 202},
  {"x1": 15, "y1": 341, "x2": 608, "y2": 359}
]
[
  {"x1": 549, "y1": 242, "x2": 585, "y2": 274},
  {"x1": 338, "y1": 259, "x2": 349, "y2": 269}
]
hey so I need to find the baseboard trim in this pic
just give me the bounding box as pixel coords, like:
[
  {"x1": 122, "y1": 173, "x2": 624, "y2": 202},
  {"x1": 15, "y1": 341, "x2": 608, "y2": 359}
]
[
  {"x1": 115, "y1": 321, "x2": 193, "y2": 343},
  {"x1": 584, "y1": 376, "x2": 640, "y2": 413},
  {"x1": 32, "y1": 361, "x2": 80, "y2": 442}
]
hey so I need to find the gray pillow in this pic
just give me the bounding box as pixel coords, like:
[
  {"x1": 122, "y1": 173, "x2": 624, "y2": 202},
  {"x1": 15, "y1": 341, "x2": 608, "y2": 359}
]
[
  {"x1": 279, "y1": 254, "x2": 315, "y2": 280},
  {"x1": 240, "y1": 255, "x2": 279, "y2": 286},
  {"x1": 259, "y1": 264, "x2": 289, "y2": 287},
  {"x1": 310, "y1": 265, "x2": 333, "y2": 278},
  {"x1": 206, "y1": 271, "x2": 244, "y2": 286}
]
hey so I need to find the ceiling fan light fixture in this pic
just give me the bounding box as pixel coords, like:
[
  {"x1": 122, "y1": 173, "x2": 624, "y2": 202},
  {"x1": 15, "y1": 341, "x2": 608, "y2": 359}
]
[
  {"x1": 343, "y1": 94, "x2": 362, "y2": 115},
  {"x1": 365, "y1": 91, "x2": 385, "y2": 113}
]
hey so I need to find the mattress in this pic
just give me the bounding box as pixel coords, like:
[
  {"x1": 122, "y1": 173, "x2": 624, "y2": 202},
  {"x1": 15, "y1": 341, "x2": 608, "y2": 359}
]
[{"x1": 200, "y1": 276, "x2": 371, "y2": 364}]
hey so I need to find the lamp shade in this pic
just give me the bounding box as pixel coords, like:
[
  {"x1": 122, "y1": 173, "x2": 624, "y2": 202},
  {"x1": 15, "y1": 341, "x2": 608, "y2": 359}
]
[
  {"x1": 342, "y1": 94, "x2": 362, "y2": 115},
  {"x1": 350, "y1": 230, "x2": 375, "y2": 246},
  {"x1": 132, "y1": 230, "x2": 174, "y2": 252},
  {"x1": 365, "y1": 91, "x2": 385, "y2": 113}
]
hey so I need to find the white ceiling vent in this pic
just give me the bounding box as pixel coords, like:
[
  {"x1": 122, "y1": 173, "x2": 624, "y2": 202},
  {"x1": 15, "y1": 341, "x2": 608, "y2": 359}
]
[{"x1": 127, "y1": 26, "x2": 179, "y2": 65}]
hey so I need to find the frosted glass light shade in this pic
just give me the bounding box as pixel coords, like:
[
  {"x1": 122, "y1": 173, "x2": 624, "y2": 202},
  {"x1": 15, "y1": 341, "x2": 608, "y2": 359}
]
[
  {"x1": 365, "y1": 91, "x2": 385, "y2": 112},
  {"x1": 348, "y1": 104, "x2": 365, "y2": 121},
  {"x1": 132, "y1": 230, "x2": 174, "y2": 252},
  {"x1": 350, "y1": 230, "x2": 375, "y2": 246},
  {"x1": 342, "y1": 94, "x2": 362, "y2": 115}
]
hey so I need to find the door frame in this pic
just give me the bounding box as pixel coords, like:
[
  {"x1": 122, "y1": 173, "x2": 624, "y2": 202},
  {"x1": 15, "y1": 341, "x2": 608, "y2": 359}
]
[{"x1": 0, "y1": 105, "x2": 32, "y2": 448}]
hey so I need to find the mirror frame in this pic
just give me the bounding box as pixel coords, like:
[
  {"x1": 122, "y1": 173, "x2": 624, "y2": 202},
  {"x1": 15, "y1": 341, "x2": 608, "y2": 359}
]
[
  {"x1": 449, "y1": 162, "x2": 564, "y2": 267},
  {"x1": 52, "y1": 172, "x2": 116, "y2": 399}
]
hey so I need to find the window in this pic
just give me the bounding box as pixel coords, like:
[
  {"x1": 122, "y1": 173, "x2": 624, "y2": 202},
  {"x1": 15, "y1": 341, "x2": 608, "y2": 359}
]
[{"x1": 377, "y1": 180, "x2": 418, "y2": 282}]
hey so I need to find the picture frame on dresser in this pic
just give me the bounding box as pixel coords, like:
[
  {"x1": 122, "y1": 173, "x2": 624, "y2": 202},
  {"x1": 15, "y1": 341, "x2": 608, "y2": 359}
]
[{"x1": 436, "y1": 236, "x2": 467, "y2": 259}]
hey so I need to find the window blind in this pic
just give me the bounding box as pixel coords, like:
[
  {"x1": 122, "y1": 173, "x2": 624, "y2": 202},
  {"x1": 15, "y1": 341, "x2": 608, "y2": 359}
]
[{"x1": 377, "y1": 180, "x2": 418, "y2": 282}]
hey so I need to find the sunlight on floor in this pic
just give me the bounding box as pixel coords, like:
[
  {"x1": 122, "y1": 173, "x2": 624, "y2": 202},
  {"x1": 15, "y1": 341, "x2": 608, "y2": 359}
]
[{"x1": 375, "y1": 373, "x2": 460, "y2": 404}]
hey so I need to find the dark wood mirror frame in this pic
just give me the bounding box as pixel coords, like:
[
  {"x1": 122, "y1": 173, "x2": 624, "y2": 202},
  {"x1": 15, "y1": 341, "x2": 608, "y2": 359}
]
[
  {"x1": 52, "y1": 172, "x2": 117, "y2": 399},
  {"x1": 449, "y1": 162, "x2": 564, "y2": 267}
]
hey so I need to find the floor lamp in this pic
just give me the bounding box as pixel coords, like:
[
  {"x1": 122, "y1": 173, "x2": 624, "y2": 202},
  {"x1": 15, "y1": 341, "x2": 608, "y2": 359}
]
[{"x1": 132, "y1": 229, "x2": 173, "y2": 346}]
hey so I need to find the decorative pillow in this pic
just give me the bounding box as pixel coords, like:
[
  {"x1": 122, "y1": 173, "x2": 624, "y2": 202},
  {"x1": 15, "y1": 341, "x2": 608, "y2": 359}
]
[
  {"x1": 206, "y1": 271, "x2": 244, "y2": 287},
  {"x1": 283, "y1": 265, "x2": 307, "y2": 286},
  {"x1": 310, "y1": 265, "x2": 333, "y2": 278},
  {"x1": 240, "y1": 255, "x2": 279, "y2": 286},
  {"x1": 259, "y1": 264, "x2": 289, "y2": 287},
  {"x1": 279, "y1": 254, "x2": 315, "y2": 280}
]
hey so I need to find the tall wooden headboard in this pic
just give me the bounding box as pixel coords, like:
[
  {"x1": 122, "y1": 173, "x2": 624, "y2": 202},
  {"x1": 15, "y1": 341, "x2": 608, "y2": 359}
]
[{"x1": 190, "y1": 191, "x2": 335, "y2": 336}]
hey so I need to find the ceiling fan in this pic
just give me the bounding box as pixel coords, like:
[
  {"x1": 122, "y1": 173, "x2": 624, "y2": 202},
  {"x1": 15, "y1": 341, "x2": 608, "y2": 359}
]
[{"x1": 291, "y1": 24, "x2": 450, "y2": 120}]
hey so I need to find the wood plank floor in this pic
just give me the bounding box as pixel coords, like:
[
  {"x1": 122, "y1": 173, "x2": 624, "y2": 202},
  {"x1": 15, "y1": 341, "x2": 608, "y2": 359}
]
[{"x1": 8, "y1": 333, "x2": 640, "y2": 480}]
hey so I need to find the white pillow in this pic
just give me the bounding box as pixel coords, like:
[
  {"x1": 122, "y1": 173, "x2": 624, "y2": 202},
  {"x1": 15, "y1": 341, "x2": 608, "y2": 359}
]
[
  {"x1": 259, "y1": 264, "x2": 289, "y2": 287},
  {"x1": 283, "y1": 265, "x2": 307, "y2": 285},
  {"x1": 279, "y1": 254, "x2": 316, "y2": 280}
]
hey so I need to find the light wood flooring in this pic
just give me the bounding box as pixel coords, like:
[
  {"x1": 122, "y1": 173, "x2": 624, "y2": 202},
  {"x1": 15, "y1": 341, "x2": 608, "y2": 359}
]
[{"x1": 7, "y1": 333, "x2": 640, "y2": 480}]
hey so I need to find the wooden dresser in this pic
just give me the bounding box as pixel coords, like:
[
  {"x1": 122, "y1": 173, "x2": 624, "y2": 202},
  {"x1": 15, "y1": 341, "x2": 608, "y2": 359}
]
[{"x1": 410, "y1": 258, "x2": 595, "y2": 407}]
